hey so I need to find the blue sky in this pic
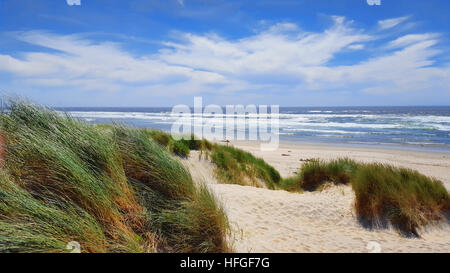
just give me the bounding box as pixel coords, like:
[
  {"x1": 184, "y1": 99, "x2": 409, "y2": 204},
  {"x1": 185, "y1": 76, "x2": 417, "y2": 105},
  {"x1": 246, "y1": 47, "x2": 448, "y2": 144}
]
[{"x1": 0, "y1": 0, "x2": 449, "y2": 106}]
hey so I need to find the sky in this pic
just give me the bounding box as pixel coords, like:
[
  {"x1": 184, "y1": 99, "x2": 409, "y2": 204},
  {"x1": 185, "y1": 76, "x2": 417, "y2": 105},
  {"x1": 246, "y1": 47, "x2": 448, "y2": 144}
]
[{"x1": 0, "y1": 0, "x2": 449, "y2": 107}]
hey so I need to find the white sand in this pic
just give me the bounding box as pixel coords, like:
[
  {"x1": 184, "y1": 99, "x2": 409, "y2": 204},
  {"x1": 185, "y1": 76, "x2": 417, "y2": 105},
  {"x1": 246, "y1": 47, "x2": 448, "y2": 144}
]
[{"x1": 183, "y1": 143, "x2": 450, "y2": 253}]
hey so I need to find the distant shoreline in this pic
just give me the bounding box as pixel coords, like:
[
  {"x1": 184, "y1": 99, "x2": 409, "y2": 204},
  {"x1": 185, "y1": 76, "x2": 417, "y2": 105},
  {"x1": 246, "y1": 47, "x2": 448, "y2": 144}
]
[{"x1": 236, "y1": 138, "x2": 450, "y2": 154}]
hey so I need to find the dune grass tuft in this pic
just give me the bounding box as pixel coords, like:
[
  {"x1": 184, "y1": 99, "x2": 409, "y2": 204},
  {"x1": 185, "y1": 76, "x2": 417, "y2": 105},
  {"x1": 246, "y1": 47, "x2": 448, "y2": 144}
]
[
  {"x1": 352, "y1": 163, "x2": 450, "y2": 235},
  {"x1": 1, "y1": 101, "x2": 144, "y2": 252},
  {"x1": 278, "y1": 176, "x2": 304, "y2": 193},
  {"x1": 278, "y1": 158, "x2": 357, "y2": 191},
  {"x1": 154, "y1": 184, "x2": 230, "y2": 253},
  {"x1": 281, "y1": 158, "x2": 450, "y2": 235},
  {"x1": 0, "y1": 170, "x2": 109, "y2": 253},
  {"x1": 130, "y1": 131, "x2": 277, "y2": 189},
  {"x1": 210, "y1": 145, "x2": 280, "y2": 189},
  {"x1": 298, "y1": 158, "x2": 357, "y2": 190},
  {"x1": 113, "y1": 126, "x2": 230, "y2": 252},
  {"x1": 141, "y1": 130, "x2": 212, "y2": 158},
  {"x1": 0, "y1": 100, "x2": 230, "y2": 253}
]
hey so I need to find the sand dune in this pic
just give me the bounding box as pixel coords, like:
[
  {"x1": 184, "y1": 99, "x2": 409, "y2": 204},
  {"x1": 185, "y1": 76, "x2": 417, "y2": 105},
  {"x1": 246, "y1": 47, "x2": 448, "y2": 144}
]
[
  {"x1": 184, "y1": 144, "x2": 450, "y2": 253},
  {"x1": 231, "y1": 141, "x2": 450, "y2": 189}
]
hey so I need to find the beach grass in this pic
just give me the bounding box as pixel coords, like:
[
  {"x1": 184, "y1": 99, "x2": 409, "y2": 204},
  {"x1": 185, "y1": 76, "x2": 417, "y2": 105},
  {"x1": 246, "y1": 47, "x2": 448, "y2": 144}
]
[
  {"x1": 277, "y1": 158, "x2": 356, "y2": 191},
  {"x1": 113, "y1": 126, "x2": 230, "y2": 252},
  {"x1": 352, "y1": 163, "x2": 450, "y2": 235},
  {"x1": 126, "y1": 130, "x2": 279, "y2": 189},
  {"x1": 0, "y1": 101, "x2": 230, "y2": 253},
  {"x1": 144, "y1": 130, "x2": 212, "y2": 158},
  {"x1": 281, "y1": 158, "x2": 450, "y2": 235},
  {"x1": 210, "y1": 144, "x2": 281, "y2": 189},
  {"x1": 278, "y1": 176, "x2": 304, "y2": 193},
  {"x1": 290, "y1": 158, "x2": 357, "y2": 191},
  {"x1": 123, "y1": 130, "x2": 277, "y2": 189}
]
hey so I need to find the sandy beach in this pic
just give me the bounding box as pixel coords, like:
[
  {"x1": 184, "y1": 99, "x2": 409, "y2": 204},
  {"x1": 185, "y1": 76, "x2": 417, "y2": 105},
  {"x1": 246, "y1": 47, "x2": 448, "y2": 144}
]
[{"x1": 184, "y1": 142, "x2": 450, "y2": 253}]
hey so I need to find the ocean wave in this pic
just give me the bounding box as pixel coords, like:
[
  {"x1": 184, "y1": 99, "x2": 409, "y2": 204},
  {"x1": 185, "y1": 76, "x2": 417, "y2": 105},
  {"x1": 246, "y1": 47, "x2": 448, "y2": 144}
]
[
  {"x1": 66, "y1": 109, "x2": 450, "y2": 150},
  {"x1": 282, "y1": 128, "x2": 368, "y2": 134},
  {"x1": 69, "y1": 111, "x2": 450, "y2": 132}
]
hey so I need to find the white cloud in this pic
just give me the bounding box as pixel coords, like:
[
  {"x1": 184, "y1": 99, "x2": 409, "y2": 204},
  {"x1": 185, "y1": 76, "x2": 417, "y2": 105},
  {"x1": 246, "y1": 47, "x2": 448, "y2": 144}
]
[
  {"x1": 378, "y1": 16, "x2": 409, "y2": 30},
  {"x1": 0, "y1": 31, "x2": 227, "y2": 93},
  {"x1": 386, "y1": 33, "x2": 439, "y2": 49},
  {"x1": 159, "y1": 19, "x2": 372, "y2": 75},
  {"x1": 347, "y1": 44, "x2": 364, "y2": 50},
  {"x1": 0, "y1": 16, "x2": 449, "y2": 100}
]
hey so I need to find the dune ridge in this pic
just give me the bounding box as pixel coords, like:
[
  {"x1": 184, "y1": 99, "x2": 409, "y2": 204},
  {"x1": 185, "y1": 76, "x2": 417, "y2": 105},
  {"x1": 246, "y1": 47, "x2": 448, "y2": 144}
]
[{"x1": 185, "y1": 146, "x2": 450, "y2": 253}]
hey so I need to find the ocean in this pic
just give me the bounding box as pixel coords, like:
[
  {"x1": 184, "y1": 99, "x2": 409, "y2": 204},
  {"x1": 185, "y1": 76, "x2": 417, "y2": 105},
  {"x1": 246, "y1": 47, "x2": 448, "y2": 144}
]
[{"x1": 59, "y1": 106, "x2": 450, "y2": 152}]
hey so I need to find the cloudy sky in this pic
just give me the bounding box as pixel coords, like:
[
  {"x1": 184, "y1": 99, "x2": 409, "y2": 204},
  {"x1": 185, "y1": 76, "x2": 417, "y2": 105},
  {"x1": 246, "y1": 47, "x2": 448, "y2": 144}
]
[{"x1": 0, "y1": 0, "x2": 449, "y2": 106}]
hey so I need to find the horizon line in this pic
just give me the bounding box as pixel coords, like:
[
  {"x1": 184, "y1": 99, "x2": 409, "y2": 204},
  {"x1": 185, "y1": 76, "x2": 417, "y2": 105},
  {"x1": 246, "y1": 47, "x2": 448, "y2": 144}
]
[{"x1": 52, "y1": 105, "x2": 450, "y2": 108}]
